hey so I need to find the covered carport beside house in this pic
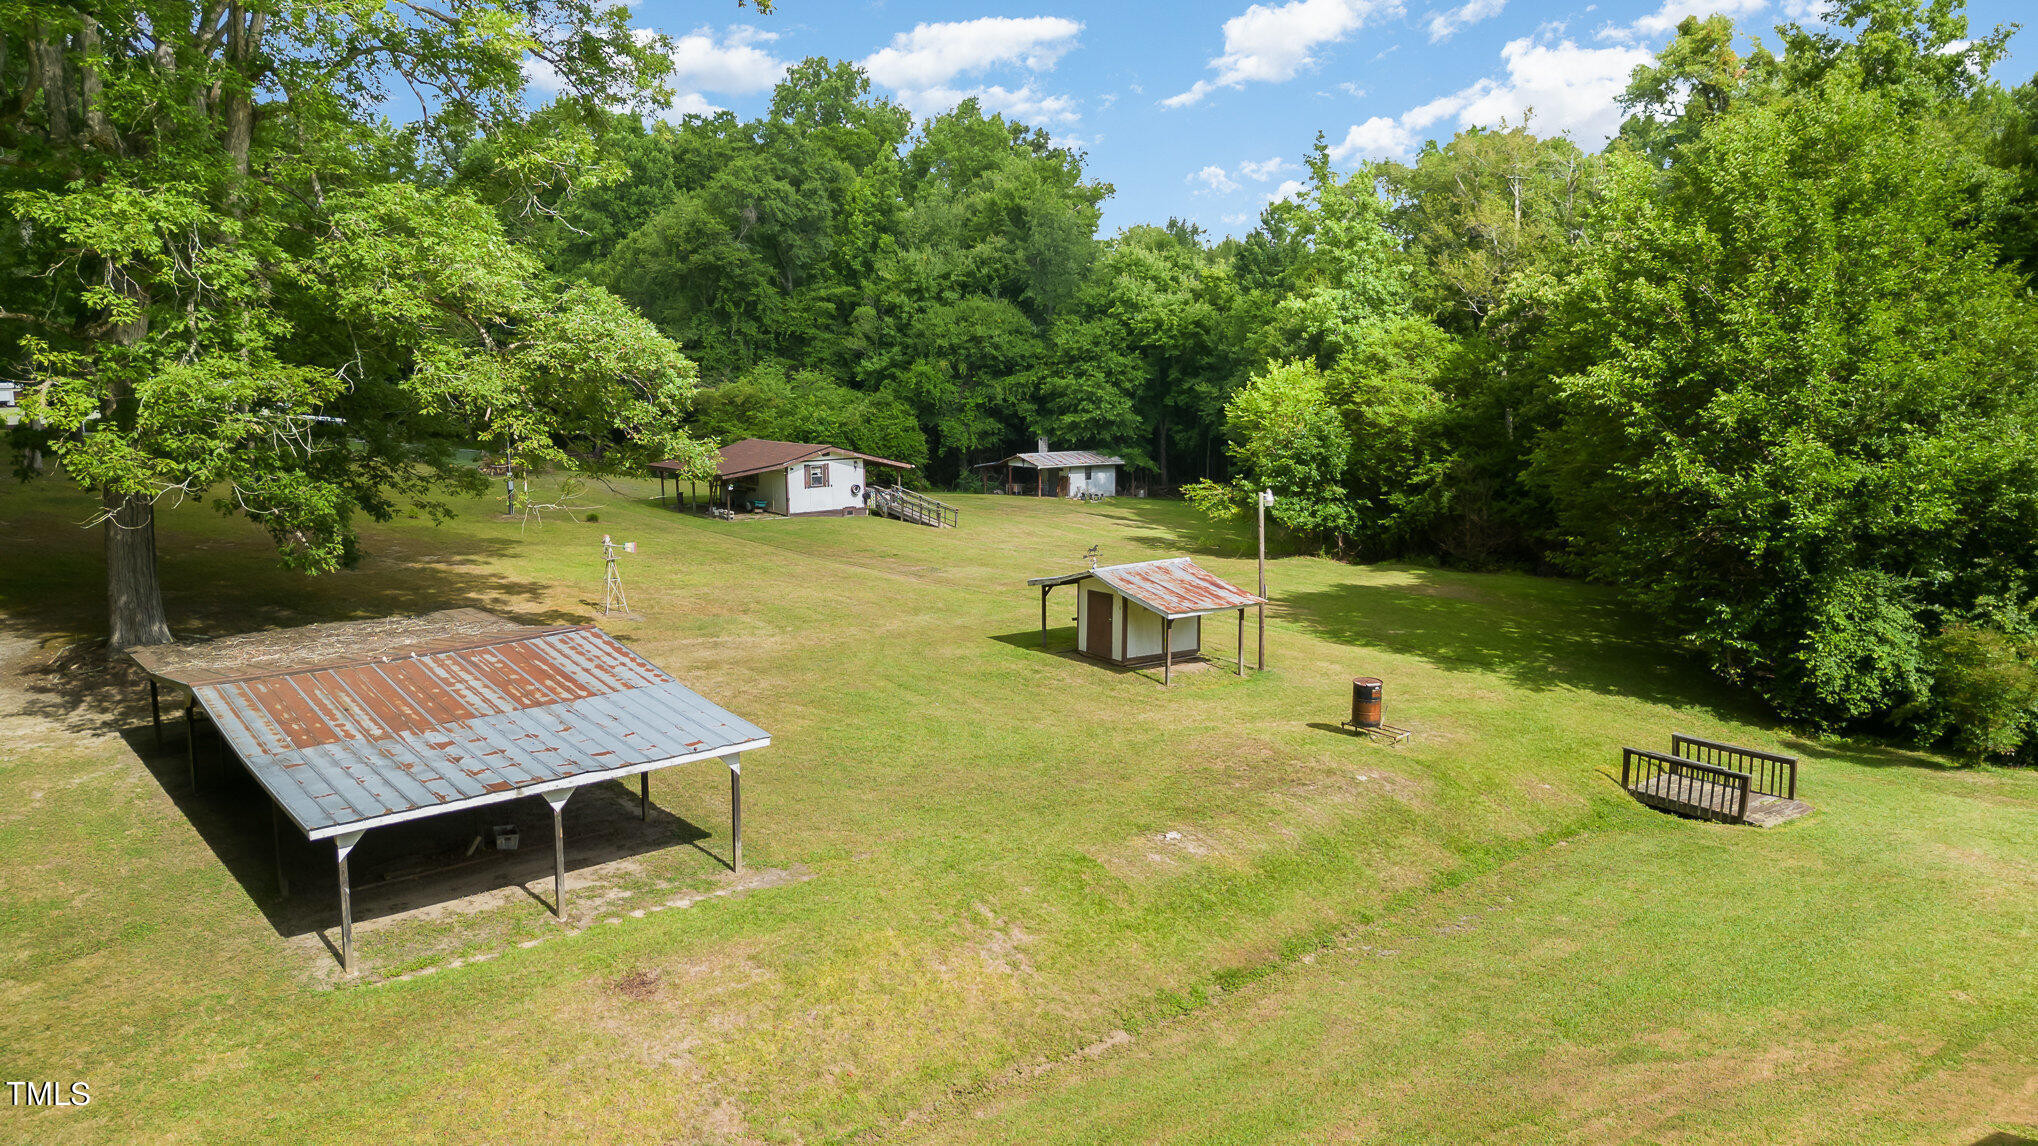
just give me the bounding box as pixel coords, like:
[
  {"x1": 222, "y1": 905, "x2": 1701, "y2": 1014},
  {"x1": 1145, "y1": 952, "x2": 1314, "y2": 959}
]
[
  {"x1": 129, "y1": 609, "x2": 770, "y2": 972},
  {"x1": 652, "y1": 438, "x2": 913, "y2": 516},
  {"x1": 977, "y1": 440, "x2": 1125, "y2": 498}
]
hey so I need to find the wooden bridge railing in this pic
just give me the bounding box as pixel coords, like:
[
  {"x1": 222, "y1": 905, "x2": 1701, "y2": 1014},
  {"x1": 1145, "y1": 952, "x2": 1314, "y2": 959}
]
[
  {"x1": 1670, "y1": 734, "x2": 1798, "y2": 800},
  {"x1": 1621, "y1": 747, "x2": 1752, "y2": 824}
]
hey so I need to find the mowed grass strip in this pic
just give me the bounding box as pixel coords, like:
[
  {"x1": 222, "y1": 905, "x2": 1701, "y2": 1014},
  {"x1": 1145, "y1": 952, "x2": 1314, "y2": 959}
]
[
  {"x1": 924, "y1": 763, "x2": 2038, "y2": 1143},
  {"x1": 0, "y1": 480, "x2": 2031, "y2": 1142}
]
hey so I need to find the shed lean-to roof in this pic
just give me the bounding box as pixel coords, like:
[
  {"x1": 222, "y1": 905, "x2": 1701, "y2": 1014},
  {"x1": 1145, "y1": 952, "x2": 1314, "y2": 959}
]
[
  {"x1": 649, "y1": 438, "x2": 914, "y2": 481},
  {"x1": 136, "y1": 616, "x2": 770, "y2": 841},
  {"x1": 1027, "y1": 557, "x2": 1264, "y2": 619},
  {"x1": 976, "y1": 450, "x2": 1125, "y2": 469}
]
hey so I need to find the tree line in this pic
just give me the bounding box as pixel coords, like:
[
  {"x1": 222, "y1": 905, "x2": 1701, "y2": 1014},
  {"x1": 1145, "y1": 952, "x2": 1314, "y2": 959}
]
[
  {"x1": 1192, "y1": 1, "x2": 2038, "y2": 761},
  {"x1": 5, "y1": 0, "x2": 2036, "y2": 761}
]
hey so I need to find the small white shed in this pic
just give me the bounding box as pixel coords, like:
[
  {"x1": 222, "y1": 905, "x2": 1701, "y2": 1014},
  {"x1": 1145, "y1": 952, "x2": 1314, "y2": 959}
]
[{"x1": 1026, "y1": 557, "x2": 1265, "y2": 684}]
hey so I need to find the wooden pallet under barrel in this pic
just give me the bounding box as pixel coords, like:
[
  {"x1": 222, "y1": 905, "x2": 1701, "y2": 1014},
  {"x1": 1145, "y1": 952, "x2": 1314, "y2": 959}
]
[{"x1": 1620, "y1": 734, "x2": 1812, "y2": 828}]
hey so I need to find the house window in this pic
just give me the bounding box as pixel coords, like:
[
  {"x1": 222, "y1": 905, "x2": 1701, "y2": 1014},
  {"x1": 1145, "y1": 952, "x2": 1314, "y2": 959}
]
[{"x1": 805, "y1": 463, "x2": 830, "y2": 489}]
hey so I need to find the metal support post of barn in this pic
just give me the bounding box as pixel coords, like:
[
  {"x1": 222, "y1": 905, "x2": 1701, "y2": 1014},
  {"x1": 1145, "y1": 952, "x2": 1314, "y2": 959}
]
[
  {"x1": 727, "y1": 754, "x2": 742, "y2": 871},
  {"x1": 543, "y1": 788, "x2": 573, "y2": 917}
]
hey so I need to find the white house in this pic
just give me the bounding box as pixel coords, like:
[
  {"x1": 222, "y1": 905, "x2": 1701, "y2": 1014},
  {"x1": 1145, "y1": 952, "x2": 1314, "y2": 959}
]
[
  {"x1": 651, "y1": 438, "x2": 914, "y2": 516},
  {"x1": 1026, "y1": 557, "x2": 1265, "y2": 683},
  {"x1": 978, "y1": 439, "x2": 1124, "y2": 498}
]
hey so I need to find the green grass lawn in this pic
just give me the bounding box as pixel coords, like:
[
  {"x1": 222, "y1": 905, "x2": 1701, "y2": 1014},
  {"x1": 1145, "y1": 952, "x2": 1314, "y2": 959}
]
[{"x1": 0, "y1": 478, "x2": 2033, "y2": 1142}]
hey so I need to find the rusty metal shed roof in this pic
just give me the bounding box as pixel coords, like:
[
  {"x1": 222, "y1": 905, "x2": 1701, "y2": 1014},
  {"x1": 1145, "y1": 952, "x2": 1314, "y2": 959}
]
[
  {"x1": 1027, "y1": 558, "x2": 1264, "y2": 618},
  {"x1": 145, "y1": 620, "x2": 770, "y2": 841},
  {"x1": 650, "y1": 438, "x2": 914, "y2": 481},
  {"x1": 976, "y1": 450, "x2": 1125, "y2": 470}
]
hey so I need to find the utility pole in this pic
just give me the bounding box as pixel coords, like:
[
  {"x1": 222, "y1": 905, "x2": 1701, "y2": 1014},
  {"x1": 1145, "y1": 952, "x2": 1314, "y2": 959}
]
[{"x1": 1257, "y1": 489, "x2": 1270, "y2": 670}]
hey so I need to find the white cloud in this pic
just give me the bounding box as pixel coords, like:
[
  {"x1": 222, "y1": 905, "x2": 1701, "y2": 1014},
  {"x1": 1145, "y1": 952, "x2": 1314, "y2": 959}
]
[
  {"x1": 523, "y1": 25, "x2": 780, "y2": 119},
  {"x1": 1238, "y1": 156, "x2": 1298, "y2": 180},
  {"x1": 1164, "y1": 0, "x2": 1401, "y2": 107},
  {"x1": 522, "y1": 55, "x2": 567, "y2": 95},
  {"x1": 894, "y1": 83, "x2": 1082, "y2": 125},
  {"x1": 1427, "y1": 0, "x2": 1505, "y2": 42},
  {"x1": 1221, "y1": 211, "x2": 1259, "y2": 225},
  {"x1": 1329, "y1": 115, "x2": 1419, "y2": 159},
  {"x1": 661, "y1": 92, "x2": 723, "y2": 120},
  {"x1": 1190, "y1": 165, "x2": 1242, "y2": 193},
  {"x1": 1329, "y1": 35, "x2": 1652, "y2": 161},
  {"x1": 668, "y1": 25, "x2": 789, "y2": 95},
  {"x1": 861, "y1": 17, "x2": 1086, "y2": 127},
  {"x1": 1267, "y1": 177, "x2": 1311, "y2": 203},
  {"x1": 1597, "y1": 0, "x2": 1767, "y2": 42},
  {"x1": 863, "y1": 17, "x2": 1083, "y2": 89},
  {"x1": 1338, "y1": 80, "x2": 1368, "y2": 97}
]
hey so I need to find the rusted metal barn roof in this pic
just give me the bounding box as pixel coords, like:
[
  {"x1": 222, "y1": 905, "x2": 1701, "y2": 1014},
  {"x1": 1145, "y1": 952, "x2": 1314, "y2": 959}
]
[
  {"x1": 977, "y1": 450, "x2": 1125, "y2": 470},
  {"x1": 129, "y1": 608, "x2": 520, "y2": 685},
  {"x1": 142, "y1": 620, "x2": 770, "y2": 840},
  {"x1": 650, "y1": 438, "x2": 914, "y2": 481},
  {"x1": 1027, "y1": 557, "x2": 1264, "y2": 618}
]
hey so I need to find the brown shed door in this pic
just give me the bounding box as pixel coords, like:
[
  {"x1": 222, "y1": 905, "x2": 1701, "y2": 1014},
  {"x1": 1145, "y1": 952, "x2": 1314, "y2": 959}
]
[{"x1": 1086, "y1": 590, "x2": 1114, "y2": 660}]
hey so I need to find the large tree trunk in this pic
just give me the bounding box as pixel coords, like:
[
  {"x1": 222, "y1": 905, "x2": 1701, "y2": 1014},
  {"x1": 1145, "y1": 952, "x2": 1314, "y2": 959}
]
[{"x1": 104, "y1": 490, "x2": 172, "y2": 653}]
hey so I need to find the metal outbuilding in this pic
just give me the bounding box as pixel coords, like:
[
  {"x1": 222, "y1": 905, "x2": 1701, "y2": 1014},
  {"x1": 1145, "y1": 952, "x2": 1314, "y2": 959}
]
[
  {"x1": 1026, "y1": 558, "x2": 1265, "y2": 684},
  {"x1": 130, "y1": 610, "x2": 770, "y2": 971},
  {"x1": 977, "y1": 439, "x2": 1125, "y2": 498}
]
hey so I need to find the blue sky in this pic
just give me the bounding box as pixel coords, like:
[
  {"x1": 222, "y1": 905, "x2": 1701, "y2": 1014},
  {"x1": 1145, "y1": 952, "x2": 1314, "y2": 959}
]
[{"x1": 619, "y1": 0, "x2": 2034, "y2": 236}]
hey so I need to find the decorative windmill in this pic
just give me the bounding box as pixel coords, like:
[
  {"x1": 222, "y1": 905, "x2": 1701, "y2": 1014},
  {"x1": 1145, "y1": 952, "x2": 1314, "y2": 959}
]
[{"x1": 601, "y1": 535, "x2": 635, "y2": 616}]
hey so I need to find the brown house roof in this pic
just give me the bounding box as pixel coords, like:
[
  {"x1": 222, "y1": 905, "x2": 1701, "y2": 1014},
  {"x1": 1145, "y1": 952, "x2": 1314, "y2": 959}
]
[{"x1": 650, "y1": 438, "x2": 915, "y2": 480}]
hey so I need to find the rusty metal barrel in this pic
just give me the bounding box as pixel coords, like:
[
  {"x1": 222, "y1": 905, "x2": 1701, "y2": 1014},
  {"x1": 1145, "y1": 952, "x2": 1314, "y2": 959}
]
[{"x1": 1351, "y1": 677, "x2": 1383, "y2": 728}]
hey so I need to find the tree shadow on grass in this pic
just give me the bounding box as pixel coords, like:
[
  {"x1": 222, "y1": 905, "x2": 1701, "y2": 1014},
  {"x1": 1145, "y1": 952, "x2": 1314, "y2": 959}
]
[
  {"x1": 1043, "y1": 502, "x2": 1754, "y2": 715},
  {"x1": 1777, "y1": 734, "x2": 1969, "y2": 776},
  {"x1": 1275, "y1": 566, "x2": 1763, "y2": 717},
  {"x1": 0, "y1": 505, "x2": 578, "y2": 739},
  {"x1": 987, "y1": 626, "x2": 1076, "y2": 654},
  {"x1": 1073, "y1": 501, "x2": 1307, "y2": 564},
  {"x1": 986, "y1": 628, "x2": 1160, "y2": 680},
  {"x1": 118, "y1": 725, "x2": 731, "y2": 948}
]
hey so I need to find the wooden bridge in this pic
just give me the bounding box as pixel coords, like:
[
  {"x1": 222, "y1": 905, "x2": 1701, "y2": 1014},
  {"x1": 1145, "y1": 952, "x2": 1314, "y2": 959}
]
[
  {"x1": 869, "y1": 486, "x2": 958, "y2": 528},
  {"x1": 1621, "y1": 734, "x2": 1811, "y2": 827}
]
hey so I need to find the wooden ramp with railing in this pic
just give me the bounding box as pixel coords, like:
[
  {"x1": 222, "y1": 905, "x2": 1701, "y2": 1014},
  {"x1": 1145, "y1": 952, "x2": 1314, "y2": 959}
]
[
  {"x1": 868, "y1": 486, "x2": 958, "y2": 528},
  {"x1": 1620, "y1": 735, "x2": 1811, "y2": 828}
]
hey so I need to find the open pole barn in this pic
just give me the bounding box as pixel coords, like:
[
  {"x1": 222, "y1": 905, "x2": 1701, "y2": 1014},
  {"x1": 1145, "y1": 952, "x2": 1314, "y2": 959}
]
[
  {"x1": 128, "y1": 609, "x2": 770, "y2": 972},
  {"x1": 1026, "y1": 558, "x2": 1265, "y2": 684}
]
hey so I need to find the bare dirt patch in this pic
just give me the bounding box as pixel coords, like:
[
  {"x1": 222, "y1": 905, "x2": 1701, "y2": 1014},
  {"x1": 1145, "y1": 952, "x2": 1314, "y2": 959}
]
[
  {"x1": 613, "y1": 968, "x2": 661, "y2": 1001},
  {"x1": 327, "y1": 864, "x2": 813, "y2": 985}
]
